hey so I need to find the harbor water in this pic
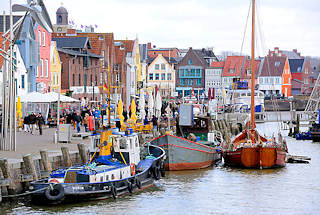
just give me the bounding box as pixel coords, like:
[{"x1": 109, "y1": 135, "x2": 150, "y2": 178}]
[{"x1": 1, "y1": 122, "x2": 320, "y2": 215}]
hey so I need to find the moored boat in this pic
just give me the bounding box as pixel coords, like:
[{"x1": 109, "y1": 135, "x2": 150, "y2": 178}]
[
  {"x1": 150, "y1": 133, "x2": 222, "y2": 170},
  {"x1": 30, "y1": 130, "x2": 165, "y2": 204},
  {"x1": 222, "y1": 0, "x2": 287, "y2": 169},
  {"x1": 310, "y1": 123, "x2": 320, "y2": 142}
]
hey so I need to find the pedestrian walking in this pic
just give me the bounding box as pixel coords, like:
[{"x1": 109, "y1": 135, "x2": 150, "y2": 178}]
[
  {"x1": 23, "y1": 113, "x2": 30, "y2": 133},
  {"x1": 74, "y1": 112, "x2": 82, "y2": 133},
  {"x1": 83, "y1": 113, "x2": 89, "y2": 132},
  {"x1": 29, "y1": 112, "x2": 36, "y2": 135},
  {"x1": 37, "y1": 113, "x2": 45, "y2": 135}
]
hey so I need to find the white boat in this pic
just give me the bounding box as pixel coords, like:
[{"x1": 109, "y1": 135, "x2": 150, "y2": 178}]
[{"x1": 225, "y1": 89, "x2": 265, "y2": 112}]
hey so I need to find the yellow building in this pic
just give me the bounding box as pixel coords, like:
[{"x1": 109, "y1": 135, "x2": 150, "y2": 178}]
[{"x1": 50, "y1": 41, "x2": 61, "y2": 92}]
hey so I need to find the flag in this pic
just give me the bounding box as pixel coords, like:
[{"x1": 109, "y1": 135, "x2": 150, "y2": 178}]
[{"x1": 103, "y1": 82, "x2": 108, "y2": 91}]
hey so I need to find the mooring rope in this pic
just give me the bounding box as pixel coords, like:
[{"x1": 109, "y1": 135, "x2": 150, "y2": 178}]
[{"x1": 2, "y1": 185, "x2": 51, "y2": 198}]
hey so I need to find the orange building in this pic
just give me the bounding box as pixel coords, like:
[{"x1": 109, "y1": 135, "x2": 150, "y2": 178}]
[{"x1": 282, "y1": 58, "x2": 292, "y2": 97}]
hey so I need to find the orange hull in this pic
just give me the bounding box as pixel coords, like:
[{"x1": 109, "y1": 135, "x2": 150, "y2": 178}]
[{"x1": 223, "y1": 146, "x2": 286, "y2": 169}]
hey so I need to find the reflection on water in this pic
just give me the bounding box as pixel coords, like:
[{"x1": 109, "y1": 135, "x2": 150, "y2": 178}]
[{"x1": 2, "y1": 123, "x2": 320, "y2": 215}]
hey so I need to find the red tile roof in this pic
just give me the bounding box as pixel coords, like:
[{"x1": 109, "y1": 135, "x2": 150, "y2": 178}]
[
  {"x1": 115, "y1": 40, "x2": 134, "y2": 53},
  {"x1": 260, "y1": 56, "x2": 287, "y2": 77},
  {"x1": 115, "y1": 46, "x2": 125, "y2": 64},
  {"x1": 240, "y1": 59, "x2": 261, "y2": 79},
  {"x1": 222, "y1": 56, "x2": 245, "y2": 77},
  {"x1": 210, "y1": 61, "x2": 225, "y2": 68}
]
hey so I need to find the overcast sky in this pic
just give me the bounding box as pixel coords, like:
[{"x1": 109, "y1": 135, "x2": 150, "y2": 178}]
[{"x1": 1, "y1": 0, "x2": 319, "y2": 57}]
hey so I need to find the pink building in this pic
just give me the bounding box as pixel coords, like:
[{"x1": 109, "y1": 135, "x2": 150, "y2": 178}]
[{"x1": 36, "y1": 24, "x2": 51, "y2": 93}]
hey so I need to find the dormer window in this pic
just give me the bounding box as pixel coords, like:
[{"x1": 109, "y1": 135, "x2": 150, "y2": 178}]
[
  {"x1": 188, "y1": 59, "x2": 193, "y2": 65},
  {"x1": 275, "y1": 61, "x2": 280, "y2": 67}
]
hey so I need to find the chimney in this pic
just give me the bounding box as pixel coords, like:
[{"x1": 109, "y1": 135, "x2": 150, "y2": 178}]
[{"x1": 147, "y1": 42, "x2": 151, "y2": 49}]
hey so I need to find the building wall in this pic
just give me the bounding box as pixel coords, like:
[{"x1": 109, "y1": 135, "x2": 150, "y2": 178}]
[
  {"x1": 301, "y1": 60, "x2": 312, "y2": 94},
  {"x1": 205, "y1": 68, "x2": 222, "y2": 98},
  {"x1": 147, "y1": 55, "x2": 175, "y2": 97},
  {"x1": 50, "y1": 42, "x2": 61, "y2": 93},
  {"x1": 258, "y1": 76, "x2": 282, "y2": 95},
  {"x1": 36, "y1": 24, "x2": 51, "y2": 93},
  {"x1": 148, "y1": 48, "x2": 180, "y2": 58},
  {"x1": 176, "y1": 48, "x2": 206, "y2": 97},
  {"x1": 281, "y1": 58, "x2": 292, "y2": 97}
]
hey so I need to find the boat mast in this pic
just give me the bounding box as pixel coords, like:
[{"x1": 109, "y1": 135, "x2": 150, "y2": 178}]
[{"x1": 250, "y1": 0, "x2": 256, "y2": 134}]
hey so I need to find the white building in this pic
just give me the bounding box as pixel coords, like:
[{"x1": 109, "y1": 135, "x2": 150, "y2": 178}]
[
  {"x1": 205, "y1": 67, "x2": 222, "y2": 99},
  {"x1": 147, "y1": 54, "x2": 175, "y2": 97},
  {"x1": 0, "y1": 45, "x2": 29, "y2": 99}
]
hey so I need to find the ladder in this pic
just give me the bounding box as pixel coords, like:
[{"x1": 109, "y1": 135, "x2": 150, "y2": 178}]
[{"x1": 304, "y1": 72, "x2": 320, "y2": 121}]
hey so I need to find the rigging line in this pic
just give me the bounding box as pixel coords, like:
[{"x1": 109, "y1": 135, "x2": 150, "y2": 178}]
[
  {"x1": 240, "y1": 0, "x2": 252, "y2": 56},
  {"x1": 256, "y1": 0, "x2": 281, "y2": 121}
]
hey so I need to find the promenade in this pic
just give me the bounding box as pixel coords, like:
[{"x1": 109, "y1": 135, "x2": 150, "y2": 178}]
[{"x1": 0, "y1": 127, "x2": 90, "y2": 163}]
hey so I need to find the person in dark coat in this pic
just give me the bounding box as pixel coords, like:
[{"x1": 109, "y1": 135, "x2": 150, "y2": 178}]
[
  {"x1": 36, "y1": 113, "x2": 45, "y2": 135},
  {"x1": 29, "y1": 112, "x2": 37, "y2": 135},
  {"x1": 23, "y1": 113, "x2": 30, "y2": 132},
  {"x1": 152, "y1": 115, "x2": 158, "y2": 131},
  {"x1": 65, "y1": 111, "x2": 73, "y2": 124},
  {"x1": 144, "y1": 116, "x2": 149, "y2": 125},
  {"x1": 123, "y1": 110, "x2": 128, "y2": 122},
  {"x1": 74, "y1": 112, "x2": 82, "y2": 133}
]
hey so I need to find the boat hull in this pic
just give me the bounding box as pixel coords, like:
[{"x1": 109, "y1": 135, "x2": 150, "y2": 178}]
[
  {"x1": 223, "y1": 146, "x2": 286, "y2": 169},
  {"x1": 151, "y1": 134, "x2": 221, "y2": 171},
  {"x1": 30, "y1": 145, "x2": 165, "y2": 205}
]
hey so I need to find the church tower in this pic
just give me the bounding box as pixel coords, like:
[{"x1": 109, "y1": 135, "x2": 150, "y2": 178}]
[{"x1": 53, "y1": 4, "x2": 70, "y2": 33}]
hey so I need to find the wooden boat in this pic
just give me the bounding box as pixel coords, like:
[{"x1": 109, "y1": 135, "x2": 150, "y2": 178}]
[
  {"x1": 30, "y1": 130, "x2": 165, "y2": 204},
  {"x1": 222, "y1": 0, "x2": 287, "y2": 169},
  {"x1": 150, "y1": 133, "x2": 222, "y2": 171}
]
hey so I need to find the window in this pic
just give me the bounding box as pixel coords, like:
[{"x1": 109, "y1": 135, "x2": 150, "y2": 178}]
[
  {"x1": 90, "y1": 74, "x2": 93, "y2": 84},
  {"x1": 247, "y1": 70, "x2": 251, "y2": 75},
  {"x1": 40, "y1": 59, "x2": 43, "y2": 77},
  {"x1": 191, "y1": 69, "x2": 195, "y2": 77},
  {"x1": 168, "y1": 73, "x2": 172, "y2": 80},
  {"x1": 196, "y1": 69, "x2": 200, "y2": 77},
  {"x1": 79, "y1": 74, "x2": 81, "y2": 85},
  {"x1": 36, "y1": 67, "x2": 39, "y2": 77},
  {"x1": 42, "y1": 32, "x2": 45, "y2": 47},
  {"x1": 58, "y1": 15, "x2": 62, "y2": 24},
  {"x1": 21, "y1": 75, "x2": 25, "y2": 89},
  {"x1": 155, "y1": 64, "x2": 159, "y2": 70},
  {"x1": 179, "y1": 69, "x2": 184, "y2": 77},
  {"x1": 155, "y1": 73, "x2": 159, "y2": 80},
  {"x1": 161, "y1": 64, "x2": 165, "y2": 70},
  {"x1": 188, "y1": 59, "x2": 193, "y2": 65},
  {"x1": 180, "y1": 79, "x2": 185, "y2": 85},
  {"x1": 275, "y1": 77, "x2": 280, "y2": 84},
  {"x1": 229, "y1": 69, "x2": 235, "y2": 73},
  {"x1": 275, "y1": 61, "x2": 280, "y2": 67},
  {"x1": 161, "y1": 73, "x2": 165, "y2": 80},
  {"x1": 102, "y1": 50, "x2": 105, "y2": 67},
  {"x1": 149, "y1": 73, "x2": 153, "y2": 80},
  {"x1": 38, "y1": 31, "x2": 41, "y2": 46},
  {"x1": 72, "y1": 74, "x2": 75, "y2": 86},
  {"x1": 45, "y1": 60, "x2": 48, "y2": 77},
  {"x1": 95, "y1": 75, "x2": 97, "y2": 85},
  {"x1": 100, "y1": 72, "x2": 103, "y2": 84}
]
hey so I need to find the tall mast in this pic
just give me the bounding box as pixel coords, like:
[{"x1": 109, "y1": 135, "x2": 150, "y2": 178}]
[{"x1": 250, "y1": 0, "x2": 256, "y2": 132}]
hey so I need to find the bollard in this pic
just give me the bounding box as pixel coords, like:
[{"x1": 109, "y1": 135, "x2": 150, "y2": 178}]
[
  {"x1": 77, "y1": 143, "x2": 88, "y2": 164},
  {"x1": 61, "y1": 147, "x2": 72, "y2": 167},
  {"x1": 0, "y1": 159, "x2": 16, "y2": 194},
  {"x1": 40, "y1": 150, "x2": 52, "y2": 173},
  {"x1": 23, "y1": 154, "x2": 38, "y2": 181}
]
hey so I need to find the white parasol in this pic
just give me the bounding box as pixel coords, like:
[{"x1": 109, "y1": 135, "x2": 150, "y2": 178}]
[
  {"x1": 139, "y1": 90, "x2": 146, "y2": 120},
  {"x1": 155, "y1": 91, "x2": 162, "y2": 118},
  {"x1": 148, "y1": 91, "x2": 154, "y2": 119}
]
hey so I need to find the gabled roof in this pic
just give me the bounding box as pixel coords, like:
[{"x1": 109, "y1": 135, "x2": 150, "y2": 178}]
[
  {"x1": 114, "y1": 40, "x2": 134, "y2": 52},
  {"x1": 193, "y1": 49, "x2": 209, "y2": 66},
  {"x1": 210, "y1": 61, "x2": 225, "y2": 68},
  {"x1": 57, "y1": 47, "x2": 101, "y2": 58},
  {"x1": 260, "y1": 56, "x2": 287, "y2": 77},
  {"x1": 222, "y1": 56, "x2": 245, "y2": 77},
  {"x1": 52, "y1": 37, "x2": 91, "y2": 49},
  {"x1": 147, "y1": 55, "x2": 181, "y2": 65},
  {"x1": 240, "y1": 59, "x2": 261, "y2": 79},
  {"x1": 281, "y1": 50, "x2": 302, "y2": 59},
  {"x1": 289, "y1": 59, "x2": 304, "y2": 73},
  {"x1": 292, "y1": 79, "x2": 303, "y2": 89}
]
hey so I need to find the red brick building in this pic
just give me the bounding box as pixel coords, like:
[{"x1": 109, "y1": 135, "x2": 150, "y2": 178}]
[{"x1": 147, "y1": 43, "x2": 180, "y2": 58}]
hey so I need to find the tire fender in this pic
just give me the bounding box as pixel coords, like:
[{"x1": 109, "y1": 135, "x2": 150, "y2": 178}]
[{"x1": 45, "y1": 184, "x2": 65, "y2": 202}]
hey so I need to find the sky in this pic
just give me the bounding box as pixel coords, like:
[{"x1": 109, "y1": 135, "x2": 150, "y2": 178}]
[{"x1": 1, "y1": 0, "x2": 319, "y2": 57}]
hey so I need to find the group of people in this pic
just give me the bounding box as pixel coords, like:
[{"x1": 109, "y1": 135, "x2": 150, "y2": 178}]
[{"x1": 23, "y1": 112, "x2": 45, "y2": 135}]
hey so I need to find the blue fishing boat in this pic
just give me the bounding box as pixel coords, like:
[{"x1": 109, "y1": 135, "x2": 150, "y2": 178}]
[{"x1": 30, "y1": 130, "x2": 165, "y2": 204}]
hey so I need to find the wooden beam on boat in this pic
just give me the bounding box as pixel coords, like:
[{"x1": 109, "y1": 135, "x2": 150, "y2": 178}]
[
  {"x1": 40, "y1": 150, "x2": 52, "y2": 173},
  {"x1": 77, "y1": 143, "x2": 88, "y2": 164},
  {"x1": 61, "y1": 147, "x2": 72, "y2": 167},
  {"x1": 0, "y1": 158, "x2": 16, "y2": 194},
  {"x1": 286, "y1": 155, "x2": 311, "y2": 163},
  {"x1": 23, "y1": 154, "x2": 38, "y2": 181}
]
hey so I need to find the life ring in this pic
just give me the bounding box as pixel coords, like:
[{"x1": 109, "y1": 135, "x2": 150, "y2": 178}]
[
  {"x1": 111, "y1": 186, "x2": 117, "y2": 199},
  {"x1": 152, "y1": 166, "x2": 160, "y2": 180},
  {"x1": 48, "y1": 178, "x2": 60, "y2": 184},
  {"x1": 130, "y1": 163, "x2": 136, "y2": 176},
  {"x1": 45, "y1": 184, "x2": 65, "y2": 202},
  {"x1": 127, "y1": 181, "x2": 133, "y2": 193},
  {"x1": 136, "y1": 179, "x2": 142, "y2": 189}
]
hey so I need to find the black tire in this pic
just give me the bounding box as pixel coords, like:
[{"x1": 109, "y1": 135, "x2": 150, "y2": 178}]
[
  {"x1": 160, "y1": 161, "x2": 166, "y2": 177},
  {"x1": 136, "y1": 179, "x2": 142, "y2": 189},
  {"x1": 111, "y1": 186, "x2": 117, "y2": 199},
  {"x1": 45, "y1": 184, "x2": 65, "y2": 201},
  {"x1": 127, "y1": 181, "x2": 133, "y2": 193},
  {"x1": 152, "y1": 166, "x2": 160, "y2": 180}
]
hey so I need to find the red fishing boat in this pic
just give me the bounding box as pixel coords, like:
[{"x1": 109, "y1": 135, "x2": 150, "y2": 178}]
[{"x1": 222, "y1": 0, "x2": 287, "y2": 169}]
